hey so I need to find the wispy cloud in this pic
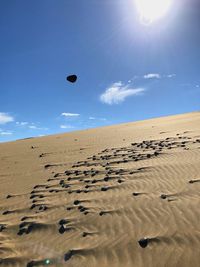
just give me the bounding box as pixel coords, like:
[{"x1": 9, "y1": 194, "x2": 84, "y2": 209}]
[
  {"x1": 100, "y1": 82, "x2": 145, "y2": 105},
  {"x1": 16, "y1": 121, "x2": 48, "y2": 130},
  {"x1": 15, "y1": 121, "x2": 48, "y2": 131},
  {"x1": 16, "y1": 121, "x2": 28, "y2": 126},
  {"x1": 143, "y1": 73, "x2": 176, "y2": 79},
  {"x1": 0, "y1": 131, "x2": 13, "y2": 135},
  {"x1": 88, "y1": 117, "x2": 107, "y2": 123},
  {"x1": 28, "y1": 125, "x2": 48, "y2": 130},
  {"x1": 60, "y1": 125, "x2": 74, "y2": 129},
  {"x1": 61, "y1": 113, "x2": 80, "y2": 117},
  {"x1": 144, "y1": 73, "x2": 161, "y2": 79},
  {"x1": 28, "y1": 125, "x2": 37, "y2": 129},
  {"x1": 166, "y1": 74, "x2": 176, "y2": 78},
  {"x1": 0, "y1": 112, "x2": 14, "y2": 125}
]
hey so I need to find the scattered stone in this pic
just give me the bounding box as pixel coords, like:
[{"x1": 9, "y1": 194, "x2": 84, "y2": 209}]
[
  {"x1": 138, "y1": 238, "x2": 149, "y2": 248},
  {"x1": 74, "y1": 200, "x2": 80, "y2": 205},
  {"x1": 64, "y1": 250, "x2": 75, "y2": 261},
  {"x1": 0, "y1": 224, "x2": 6, "y2": 232},
  {"x1": 2, "y1": 210, "x2": 10, "y2": 215},
  {"x1": 101, "y1": 187, "x2": 108, "y2": 191},
  {"x1": 160, "y1": 194, "x2": 167, "y2": 199},
  {"x1": 133, "y1": 192, "x2": 140, "y2": 196}
]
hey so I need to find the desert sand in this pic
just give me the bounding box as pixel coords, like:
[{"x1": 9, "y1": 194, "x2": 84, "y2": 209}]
[{"x1": 0, "y1": 111, "x2": 200, "y2": 267}]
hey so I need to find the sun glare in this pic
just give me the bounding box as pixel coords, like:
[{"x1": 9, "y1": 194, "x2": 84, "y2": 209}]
[{"x1": 135, "y1": 0, "x2": 172, "y2": 24}]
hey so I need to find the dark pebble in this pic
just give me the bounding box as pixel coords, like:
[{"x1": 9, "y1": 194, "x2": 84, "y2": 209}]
[
  {"x1": 74, "y1": 200, "x2": 80, "y2": 205},
  {"x1": 64, "y1": 250, "x2": 74, "y2": 261},
  {"x1": 138, "y1": 238, "x2": 149, "y2": 248},
  {"x1": 160, "y1": 194, "x2": 167, "y2": 199}
]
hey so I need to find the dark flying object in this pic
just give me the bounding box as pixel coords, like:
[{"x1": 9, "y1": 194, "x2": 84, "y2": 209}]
[{"x1": 66, "y1": 75, "x2": 77, "y2": 83}]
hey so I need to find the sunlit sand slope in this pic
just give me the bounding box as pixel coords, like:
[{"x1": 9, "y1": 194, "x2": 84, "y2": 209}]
[{"x1": 0, "y1": 112, "x2": 200, "y2": 267}]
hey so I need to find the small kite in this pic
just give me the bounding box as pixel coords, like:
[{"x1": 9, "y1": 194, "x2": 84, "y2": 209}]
[{"x1": 66, "y1": 75, "x2": 77, "y2": 83}]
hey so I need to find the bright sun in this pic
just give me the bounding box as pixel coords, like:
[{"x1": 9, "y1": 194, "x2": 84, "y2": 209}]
[{"x1": 135, "y1": 0, "x2": 172, "y2": 24}]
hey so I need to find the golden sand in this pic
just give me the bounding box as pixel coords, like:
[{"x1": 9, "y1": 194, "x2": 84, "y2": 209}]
[{"x1": 0, "y1": 111, "x2": 200, "y2": 266}]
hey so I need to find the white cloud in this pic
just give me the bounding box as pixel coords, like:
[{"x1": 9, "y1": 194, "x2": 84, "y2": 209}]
[
  {"x1": 196, "y1": 85, "x2": 199, "y2": 88},
  {"x1": 167, "y1": 74, "x2": 176, "y2": 78},
  {"x1": 16, "y1": 121, "x2": 48, "y2": 130},
  {"x1": 0, "y1": 131, "x2": 13, "y2": 135},
  {"x1": 89, "y1": 117, "x2": 107, "y2": 121},
  {"x1": 143, "y1": 73, "x2": 176, "y2": 79},
  {"x1": 89, "y1": 116, "x2": 107, "y2": 122},
  {"x1": 61, "y1": 113, "x2": 80, "y2": 117},
  {"x1": 144, "y1": 73, "x2": 161, "y2": 79},
  {"x1": 16, "y1": 121, "x2": 28, "y2": 126},
  {"x1": 28, "y1": 125, "x2": 48, "y2": 130},
  {"x1": 0, "y1": 113, "x2": 14, "y2": 125},
  {"x1": 60, "y1": 125, "x2": 74, "y2": 129},
  {"x1": 100, "y1": 82, "x2": 145, "y2": 105},
  {"x1": 29, "y1": 125, "x2": 37, "y2": 129}
]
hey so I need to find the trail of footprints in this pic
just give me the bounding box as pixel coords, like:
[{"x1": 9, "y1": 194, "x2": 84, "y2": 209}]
[{"x1": 0, "y1": 135, "x2": 200, "y2": 266}]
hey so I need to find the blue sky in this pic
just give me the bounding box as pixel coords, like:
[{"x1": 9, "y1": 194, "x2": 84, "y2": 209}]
[{"x1": 0, "y1": 0, "x2": 200, "y2": 142}]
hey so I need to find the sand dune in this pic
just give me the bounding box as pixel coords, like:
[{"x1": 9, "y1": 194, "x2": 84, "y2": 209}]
[{"x1": 0, "y1": 112, "x2": 200, "y2": 267}]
